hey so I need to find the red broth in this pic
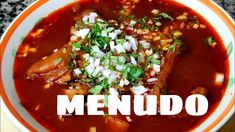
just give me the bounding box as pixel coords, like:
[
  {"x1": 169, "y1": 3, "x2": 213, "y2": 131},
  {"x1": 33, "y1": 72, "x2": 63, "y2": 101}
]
[{"x1": 13, "y1": 0, "x2": 229, "y2": 131}]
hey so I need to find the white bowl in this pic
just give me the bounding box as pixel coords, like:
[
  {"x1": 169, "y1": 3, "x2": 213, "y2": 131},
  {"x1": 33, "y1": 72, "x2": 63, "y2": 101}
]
[{"x1": 0, "y1": 0, "x2": 234, "y2": 131}]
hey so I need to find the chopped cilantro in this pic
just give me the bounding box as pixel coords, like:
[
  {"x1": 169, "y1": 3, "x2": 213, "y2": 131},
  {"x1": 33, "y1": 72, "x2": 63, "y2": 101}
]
[
  {"x1": 104, "y1": 94, "x2": 109, "y2": 107},
  {"x1": 128, "y1": 15, "x2": 136, "y2": 19},
  {"x1": 72, "y1": 42, "x2": 81, "y2": 50},
  {"x1": 129, "y1": 53, "x2": 138, "y2": 59},
  {"x1": 206, "y1": 36, "x2": 213, "y2": 45},
  {"x1": 89, "y1": 85, "x2": 103, "y2": 95},
  {"x1": 122, "y1": 65, "x2": 144, "y2": 83},
  {"x1": 159, "y1": 13, "x2": 174, "y2": 21},
  {"x1": 75, "y1": 21, "x2": 83, "y2": 30},
  {"x1": 115, "y1": 39, "x2": 125, "y2": 45},
  {"x1": 150, "y1": 56, "x2": 161, "y2": 65},
  {"x1": 100, "y1": 78, "x2": 108, "y2": 89},
  {"x1": 118, "y1": 15, "x2": 125, "y2": 20},
  {"x1": 56, "y1": 58, "x2": 63, "y2": 65},
  {"x1": 168, "y1": 45, "x2": 176, "y2": 51}
]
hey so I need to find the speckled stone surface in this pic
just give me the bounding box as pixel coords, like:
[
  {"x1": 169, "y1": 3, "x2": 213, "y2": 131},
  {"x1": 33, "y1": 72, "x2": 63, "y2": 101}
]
[{"x1": 0, "y1": 0, "x2": 234, "y2": 37}]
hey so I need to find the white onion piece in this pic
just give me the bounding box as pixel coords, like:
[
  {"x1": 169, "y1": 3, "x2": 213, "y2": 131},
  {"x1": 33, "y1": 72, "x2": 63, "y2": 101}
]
[
  {"x1": 92, "y1": 67, "x2": 101, "y2": 77},
  {"x1": 131, "y1": 85, "x2": 148, "y2": 95},
  {"x1": 89, "y1": 57, "x2": 95, "y2": 67},
  {"x1": 109, "y1": 32, "x2": 117, "y2": 40},
  {"x1": 94, "y1": 58, "x2": 101, "y2": 67},
  {"x1": 85, "y1": 65, "x2": 94, "y2": 75},
  {"x1": 116, "y1": 64, "x2": 124, "y2": 71},
  {"x1": 126, "y1": 36, "x2": 138, "y2": 51},
  {"x1": 145, "y1": 49, "x2": 153, "y2": 56},
  {"x1": 139, "y1": 40, "x2": 150, "y2": 49},
  {"x1": 115, "y1": 29, "x2": 122, "y2": 35},
  {"x1": 138, "y1": 52, "x2": 145, "y2": 63},
  {"x1": 215, "y1": 73, "x2": 224, "y2": 85},
  {"x1": 115, "y1": 44, "x2": 126, "y2": 53},
  {"x1": 107, "y1": 27, "x2": 114, "y2": 32},
  {"x1": 88, "y1": 12, "x2": 98, "y2": 23},
  {"x1": 110, "y1": 41, "x2": 115, "y2": 52},
  {"x1": 153, "y1": 64, "x2": 161, "y2": 72},
  {"x1": 102, "y1": 69, "x2": 111, "y2": 78},
  {"x1": 147, "y1": 78, "x2": 158, "y2": 83},
  {"x1": 130, "y1": 56, "x2": 137, "y2": 66},
  {"x1": 109, "y1": 88, "x2": 119, "y2": 96},
  {"x1": 92, "y1": 46, "x2": 105, "y2": 57},
  {"x1": 101, "y1": 30, "x2": 108, "y2": 37},
  {"x1": 119, "y1": 79, "x2": 125, "y2": 87},
  {"x1": 73, "y1": 28, "x2": 90, "y2": 39},
  {"x1": 108, "y1": 72, "x2": 118, "y2": 84},
  {"x1": 82, "y1": 16, "x2": 89, "y2": 22},
  {"x1": 130, "y1": 20, "x2": 137, "y2": 26},
  {"x1": 74, "y1": 68, "x2": 82, "y2": 75},
  {"x1": 124, "y1": 78, "x2": 130, "y2": 85},
  {"x1": 152, "y1": 53, "x2": 160, "y2": 59},
  {"x1": 123, "y1": 42, "x2": 131, "y2": 51}
]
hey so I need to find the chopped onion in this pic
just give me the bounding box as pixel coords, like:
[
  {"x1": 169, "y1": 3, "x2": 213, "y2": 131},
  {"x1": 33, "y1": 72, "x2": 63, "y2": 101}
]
[
  {"x1": 73, "y1": 28, "x2": 90, "y2": 39},
  {"x1": 123, "y1": 42, "x2": 132, "y2": 51},
  {"x1": 85, "y1": 65, "x2": 94, "y2": 75},
  {"x1": 92, "y1": 67, "x2": 101, "y2": 77},
  {"x1": 89, "y1": 57, "x2": 95, "y2": 67},
  {"x1": 151, "y1": 9, "x2": 159, "y2": 15},
  {"x1": 147, "y1": 78, "x2": 158, "y2": 83},
  {"x1": 126, "y1": 36, "x2": 137, "y2": 51},
  {"x1": 152, "y1": 53, "x2": 160, "y2": 59},
  {"x1": 109, "y1": 32, "x2": 117, "y2": 40},
  {"x1": 74, "y1": 68, "x2": 82, "y2": 75},
  {"x1": 108, "y1": 72, "x2": 118, "y2": 84},
  {"x1": 107, "y1": 27, "x2": 114, "y2": 32},
  {"x1": 92, "y1": 46, "x2": 105, "y2": 57},
  {"x1": 84, "y1": 53, "x2": 90, "y2": 61},
  {"x1": 94, "y1": 58, "x2": 100, "y2": 67},
  {"x1": 215, "y1": 73, "x2": 224, "y2": 85},
  {"x1": 115, "y1": 44, "x2": 126, "y2": 53},
  {"x1": 115, "y1": 29, "x2": 122, "y2": 35},
  {"x1": 53, "y1": 49, "x2": 58, "y2": 53},
  {"x1": 82, "y1": 16, "x2": 89, "y2": 22},
  {"x1": 119, "y1": 79, "x2": 125, "y2": 87},
  {"x1": 139, "y1": 40, "x2": 150, "y2": 49},
  {"x1": 101, "y1": 30, "x2": 108, "y2": 37},
  {"x1": 116, "y1": 64, "x2": 124, "y2": 71},
  {"x1": 124, "y1": 78, "x2": 130, "y2": 85},
  {"x1": 130, "y1": 20, "x2": 137, "y2": 26},
  {"x1": 130, "y1": 56, "x2": 137, "y2": 66},
  {"x1": 102, "y1": 69, "x2": 111, "y2": 78},
  {"x1": 153, "y1": 64, "x2": 161, "y2": 72},
  {"x1": 109, "y1": 88, "x2": 119, "y2": 96},
  {"x1": 110, "y1": 41, "x2": 115, "y2": 52},
  {"x1": 138, "y1": 52, "x2": 145, "y2": 63},
  {"x1": 145, "y1": 49, "x2": 153, "y2": 56},
  {"x1": 126, "y1": 116, "x2": 132, "y2": 122},
  {"x1": 130, "y1": 85, "x2": 148, "y2": 95},
  {"x1": 88, "y1": 12, "x2": 98, "y2": 23}
]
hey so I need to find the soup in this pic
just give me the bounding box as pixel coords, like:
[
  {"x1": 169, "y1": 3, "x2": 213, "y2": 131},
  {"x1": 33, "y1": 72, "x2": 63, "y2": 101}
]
[{"x1": 13, "y1": 0, "x2": 229, "y2": 131}]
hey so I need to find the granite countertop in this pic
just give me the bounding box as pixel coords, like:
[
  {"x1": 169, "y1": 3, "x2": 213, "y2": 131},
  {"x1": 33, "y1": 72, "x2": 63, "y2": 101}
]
[
  {"x1": 0, "y1": 0, "x2": 234, "y2": 36},
  {"x1": 0, "y1": 0, "x2": 234, "y2": 132}
]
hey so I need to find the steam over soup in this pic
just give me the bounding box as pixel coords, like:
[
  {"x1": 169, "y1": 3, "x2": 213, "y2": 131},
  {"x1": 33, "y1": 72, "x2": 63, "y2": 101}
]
[{"x1": 13, "y1": 0, "x2": 229, "y2": 131}]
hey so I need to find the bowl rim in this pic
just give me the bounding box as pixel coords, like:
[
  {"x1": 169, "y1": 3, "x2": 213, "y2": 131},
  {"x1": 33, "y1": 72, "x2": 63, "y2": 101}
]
[{"x1": 0, "y1": 0, "x2": 234, "y2": 131}]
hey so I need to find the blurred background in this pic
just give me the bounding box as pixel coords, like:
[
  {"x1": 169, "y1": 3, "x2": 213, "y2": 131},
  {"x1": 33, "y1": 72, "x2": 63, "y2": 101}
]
[{"x1": 0, "y1": 0, "x2": 234, "y2": 132}]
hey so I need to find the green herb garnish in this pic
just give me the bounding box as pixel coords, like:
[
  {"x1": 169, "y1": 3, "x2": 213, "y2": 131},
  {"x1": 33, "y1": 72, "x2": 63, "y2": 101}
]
[
  {"x1": 159, "y1": 13, "x2": 174, "y2": 21},
  {"x1": 89, "y1": 85, "x2": 103, "y2": 94},
  {"x1": 72, "y1": 42, "x2": 81, "y2": 50}
]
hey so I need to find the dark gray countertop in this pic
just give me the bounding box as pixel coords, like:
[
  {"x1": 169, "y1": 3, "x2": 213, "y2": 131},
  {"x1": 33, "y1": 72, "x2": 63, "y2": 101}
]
[{"x1": 0, "y1": 0, "x2": 234, "y2": 36}]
